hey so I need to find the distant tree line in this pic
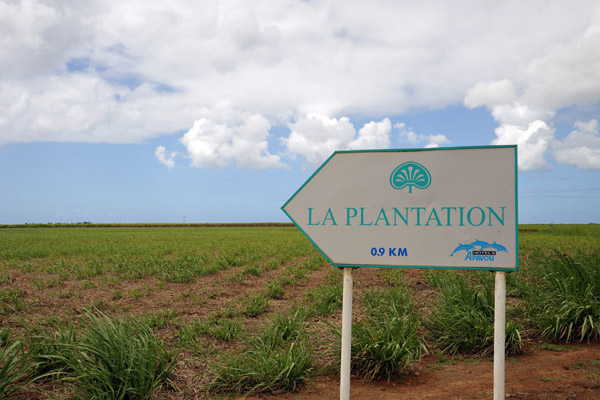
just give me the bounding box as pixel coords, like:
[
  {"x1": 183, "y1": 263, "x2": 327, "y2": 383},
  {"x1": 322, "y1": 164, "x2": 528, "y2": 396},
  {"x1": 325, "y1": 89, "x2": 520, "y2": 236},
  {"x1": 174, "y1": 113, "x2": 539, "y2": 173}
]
[{"x1": 0, "y1": 222, "x2": 296, "y2": 229}]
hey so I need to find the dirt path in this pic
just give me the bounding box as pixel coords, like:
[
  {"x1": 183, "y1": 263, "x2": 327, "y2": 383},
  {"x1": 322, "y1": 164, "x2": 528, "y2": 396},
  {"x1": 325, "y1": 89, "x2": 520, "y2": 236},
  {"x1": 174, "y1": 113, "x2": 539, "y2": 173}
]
[{"x1": 246, "y1": 343, "x2": 600, "y2": 400}]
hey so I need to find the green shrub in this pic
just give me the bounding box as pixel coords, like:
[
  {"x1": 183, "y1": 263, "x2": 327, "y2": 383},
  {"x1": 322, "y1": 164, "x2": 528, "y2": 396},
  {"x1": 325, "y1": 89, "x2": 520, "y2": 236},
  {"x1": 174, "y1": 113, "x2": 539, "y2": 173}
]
[
  {"x1": 51, "y1": 311, "x2": 176, "y2": 400},
  {"x1": 210, "y1": 319, "x2": 241, "y2": 341},
  {"x1": 526, "y1": 251, "x2": 600, "y2": 342},
  {"x1": 427, "y1": 271, "x2": 522, "y2": 356},
  {"x1": 24, "y1": 320, "x2": 78, "y2": 375},
  {"x1": 241, "y1": 294, "x2": 270, "y2": 317},
  {"x1": 179, "y1": 319, "x2": 210, "y2": 348},
  {"x1": 263, "y1": 259, "x2": 279, "y2": 272},
  {"x1": 243, "y1": 263, "x2": 262, "y2": 277},
  {"x1": 258, "y1": 309, "x2": 308, "y2": 349},
  {"x1": 0, "y1": 336, "x2": 32, "y2": 398},
  {"x1": 0, "y1": 328, "x2": 10, "y2": 347},
  {"x1": 331, "y1": 284, "x2": 426, "y2": 381},
  {"x1": 305, "y1": 282, "x2": 342, "y2": 317},
  {"x1": 210, "y1": 339, "x2": 313, "y2": 395},
  {"x1": 209, "y1": 311, "x2": 313, "y2": 395},
  {"x1": 0, "y1": 271, "x2": 10, "y2": 285},
  {"x1": 265, "y1": 281, "x2": 284, "y2": 299},
  {"x1": 304, "y1": 255, "x2": 325, "y2": 271},
  {"x1": 0, "y1": 288, "x2": 25, "y2": 314},
  {"x1": 143, "y1": 309, "x2": 178, "y2": 330}
]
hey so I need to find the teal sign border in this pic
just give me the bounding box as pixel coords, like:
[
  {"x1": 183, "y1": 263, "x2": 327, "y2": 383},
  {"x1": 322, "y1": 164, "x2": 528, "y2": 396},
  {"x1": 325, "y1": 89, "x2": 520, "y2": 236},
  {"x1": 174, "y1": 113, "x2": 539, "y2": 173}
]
[{"x1": 281, "y1": 145, "x2": 519, "y2": 272}]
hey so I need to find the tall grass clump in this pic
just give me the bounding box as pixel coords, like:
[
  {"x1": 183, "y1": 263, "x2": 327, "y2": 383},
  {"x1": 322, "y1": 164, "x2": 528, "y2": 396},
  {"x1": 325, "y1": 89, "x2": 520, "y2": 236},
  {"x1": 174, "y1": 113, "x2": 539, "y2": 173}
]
[
  {"x1": 331, "y1": 283, "x2": 426, "y2": 381},
  {"x1": 427, "y1": 271, "x2": 522, "y2": 356},
  {"x1": 23, "y1": 319, "x2": 78, "y2": 376},
  {"x1": 261, "y1": 308, "x2": 308, "y2": 348},
  {"x1": 305, "y1": 282, "x2": 343, "y2": 317},
  {"x1": 0, "y1": 333, "x2": 32, "y2": 398},
  {"x1": 265, "y1": 280, "x2": 285, "y2": 299},
  {"x1": 241, "y1": 294, "x2": 270, "y2": 317},
  {"x1": 0, "y1": 288, "x2": 25, "y2": 314},
  {"x1": 52, "y1": 310, "x2": 177, "y2": 400},
  {"x1": 210, "y1": 319, "x2": 242, "y2": 341},
  {"x1": 179, "y1": 319, "x2": 210, "y2": 350},
  {"x1": 209, "y1": 309, "x2": 313, "y2": 395},
  {"x1": 526, "y1": 251, "x2": 600, "y2": 342}
]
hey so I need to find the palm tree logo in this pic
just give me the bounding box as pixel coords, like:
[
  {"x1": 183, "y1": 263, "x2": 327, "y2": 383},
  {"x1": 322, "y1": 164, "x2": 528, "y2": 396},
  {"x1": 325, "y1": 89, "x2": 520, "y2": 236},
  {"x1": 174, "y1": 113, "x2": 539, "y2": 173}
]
[{"x1": 390, "y1": 161, "x2": 431, "y2": 194}]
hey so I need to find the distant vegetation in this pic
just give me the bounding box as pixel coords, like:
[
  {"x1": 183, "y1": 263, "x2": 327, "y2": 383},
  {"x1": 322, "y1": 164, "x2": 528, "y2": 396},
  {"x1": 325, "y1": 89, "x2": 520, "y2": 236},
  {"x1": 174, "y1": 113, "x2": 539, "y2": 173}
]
[{"x1": 0, "y1": 222, "x2": 295, "y2": 229}]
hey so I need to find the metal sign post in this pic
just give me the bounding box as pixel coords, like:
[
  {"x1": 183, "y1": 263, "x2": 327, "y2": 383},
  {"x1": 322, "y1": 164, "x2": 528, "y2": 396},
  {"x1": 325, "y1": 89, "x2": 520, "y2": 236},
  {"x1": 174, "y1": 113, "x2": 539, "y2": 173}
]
[
  {"x1": 494, "y1": 271, "x2": 507, "y2": 400},
  {"x1": 340, "y1": 268, "x2": 353, "y2": 400}
]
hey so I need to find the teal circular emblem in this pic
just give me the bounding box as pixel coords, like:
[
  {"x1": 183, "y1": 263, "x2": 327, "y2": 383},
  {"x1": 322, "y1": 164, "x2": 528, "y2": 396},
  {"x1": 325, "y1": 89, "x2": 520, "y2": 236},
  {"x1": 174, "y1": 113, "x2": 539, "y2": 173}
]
[{"x1": 390, "y1": 161, "x2": 431, "y2": 194}]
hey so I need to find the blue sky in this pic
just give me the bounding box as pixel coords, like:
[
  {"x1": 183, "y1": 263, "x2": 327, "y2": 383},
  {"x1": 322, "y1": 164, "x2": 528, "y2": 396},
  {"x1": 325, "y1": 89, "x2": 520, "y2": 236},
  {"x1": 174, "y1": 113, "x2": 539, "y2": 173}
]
[{"x1": 1, "y1": 1, "x2": 599, "y2": 224}]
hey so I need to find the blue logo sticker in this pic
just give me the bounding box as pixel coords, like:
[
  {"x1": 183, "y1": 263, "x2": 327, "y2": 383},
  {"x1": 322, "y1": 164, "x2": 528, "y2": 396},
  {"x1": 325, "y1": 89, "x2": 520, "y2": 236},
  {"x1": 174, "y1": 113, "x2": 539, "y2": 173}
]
[
  {"x1": 450, "y1": 239, "x2": 508, "y2": 262},
  {"x1": 390, "y1": 161, "x2": 431, "y2": 194}
]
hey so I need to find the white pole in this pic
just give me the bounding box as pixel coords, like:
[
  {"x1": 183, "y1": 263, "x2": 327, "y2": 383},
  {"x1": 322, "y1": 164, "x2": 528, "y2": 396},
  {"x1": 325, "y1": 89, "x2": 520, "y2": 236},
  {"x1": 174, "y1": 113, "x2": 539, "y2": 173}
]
[
  {"x1": 494, "y1": 271, "x2": 506, "y2": 400},
  {"x1": 340, "y1": 267, "x2": 353, "y2": 400}
]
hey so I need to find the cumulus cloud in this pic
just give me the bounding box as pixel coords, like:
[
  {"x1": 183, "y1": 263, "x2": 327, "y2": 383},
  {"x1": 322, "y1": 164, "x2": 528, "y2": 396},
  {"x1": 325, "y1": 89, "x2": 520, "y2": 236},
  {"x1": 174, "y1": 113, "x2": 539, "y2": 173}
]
[
  {"x1": 464, "y1": 77, "x2": 558, "y2": 170},
  {"x1": 1, "y1": 1, "x2": 600, "y2": 172},
  {"x1": 285, "y1": 115, "x2": 392, "y2": 166},
  {"x1": 463, "y1": 7, "x2": 600, "y2": 171},
  {"x1": 493, "y1": 120, "x2": 554, "y2": 171},
  {"x1": 0, "y1": 75, "x2": 201, "y2": 144},
  {"x1": 395, "y1": 123, "x2": 450, "y2": 149},
  {"x1": 475, "y1": 105, "x2": 555, "y2": 170},
  {"x1": 155, "y1": 145, "x2": 176, "y2": 168},
  {"x1": 424, "y1": 134, "x2": 451, "y2": 148},
  {"x1": 348, "y1": 118, "x2": 391, "y2": 150},
  {"x1": 180, "y1": 108, "x2": 285, "y2": 170},
  {"x1": 285, "y1": 114, "x2": 355, "y2": 166},
  {"x1": 519, "y1": 17, "x2": 600, "y2": 111},
  {"x1": 0, "y1": 0, "x2": 91, "y2": 80},
  {"x1": 465, "y1": 79, "x2": 600, "y2": 171},
  {"x1": 464, "y1": 80, "x2": 517, "y2": 109},
  {"x1": 553, "y1": 119, "x2": 600, "y2": 170}
]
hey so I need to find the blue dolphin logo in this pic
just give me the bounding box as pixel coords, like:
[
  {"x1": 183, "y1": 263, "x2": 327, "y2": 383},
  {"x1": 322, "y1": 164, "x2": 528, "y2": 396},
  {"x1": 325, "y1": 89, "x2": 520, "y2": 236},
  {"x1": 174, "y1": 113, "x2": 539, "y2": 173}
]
[
  {"x1": 450, "y1": 240, "x2": 508, "y2": 257},
  {"x1": 450, "y1": 243, "x2": 475, "y2": 256},
  {"x1": 470, "y1": 239, "x2": 490, "y2": 249},
  {"x1": 489, "y1": 242, "x2": 508, "y2": 252}
]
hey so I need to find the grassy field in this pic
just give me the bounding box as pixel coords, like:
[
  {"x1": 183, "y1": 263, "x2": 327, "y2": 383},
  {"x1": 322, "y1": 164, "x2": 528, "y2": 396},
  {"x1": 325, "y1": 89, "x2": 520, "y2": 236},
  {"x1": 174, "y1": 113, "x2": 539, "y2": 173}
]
[{"x1": 0, "y1": 224, "x2": 599, "y2": 398}]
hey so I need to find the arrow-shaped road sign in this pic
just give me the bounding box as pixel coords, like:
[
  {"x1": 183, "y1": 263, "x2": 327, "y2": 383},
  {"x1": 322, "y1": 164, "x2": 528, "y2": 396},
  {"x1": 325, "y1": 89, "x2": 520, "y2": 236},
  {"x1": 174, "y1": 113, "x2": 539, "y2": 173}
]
[{"x1": 282, "y1": 146, "x2": 518, "y2": 271}]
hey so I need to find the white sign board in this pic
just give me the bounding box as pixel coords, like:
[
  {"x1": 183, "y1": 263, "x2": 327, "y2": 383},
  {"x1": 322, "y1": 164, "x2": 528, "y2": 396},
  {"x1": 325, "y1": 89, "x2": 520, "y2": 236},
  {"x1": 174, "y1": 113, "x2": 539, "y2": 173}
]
[{"x1": 282, "y1": 146, "x2": 518, "y2": 271}]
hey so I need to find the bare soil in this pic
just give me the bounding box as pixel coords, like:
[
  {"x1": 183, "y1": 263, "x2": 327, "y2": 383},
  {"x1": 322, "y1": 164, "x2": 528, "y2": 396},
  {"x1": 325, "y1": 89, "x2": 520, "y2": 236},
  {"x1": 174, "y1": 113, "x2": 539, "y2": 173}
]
[{"x1": 246, "y1": 343, "x2": 600, "y2": 400}]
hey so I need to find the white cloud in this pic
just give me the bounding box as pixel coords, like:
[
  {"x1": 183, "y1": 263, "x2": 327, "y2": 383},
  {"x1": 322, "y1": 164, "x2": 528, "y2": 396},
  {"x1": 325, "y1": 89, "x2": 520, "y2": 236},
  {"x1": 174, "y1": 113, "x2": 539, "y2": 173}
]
[
  {"x1": 155, "y1": 145, "x2": 176, "y2": 168},
  {"x1": 1, "y1": 1, "x2": 600, "y2": 172},
  {"x1": 520, "y1": 16, "x2": 600, "y2": 111},
  {"x1": 395, "y1": 123, "x2": 417, "y2": 144},
  {"x1": 553, "y1": 119, "x2": 600, "y2": 170},
  {"x1": 465, "y1": 81, "x2": 557, "y2": 170},
  {"x1": 575, "y1": 119, "x2": 599, "y2": 133},
  {"x1": 464, "y1": 80, "x2": 517, "y2": 109},
  {"x1": 180, "y1": 108, "x2": 285, "y2": 170},
  {"x1": 285, "y1": 115, "x2": 392, "y2": 166},
  {"x1": 395, "y1": 122, "x2": 450, "y2": 149},
  {"x1": 0, "y1": 0, "x2": 89, "y2": 80},
  {"x1": 490, "y1": 103, "x2": 554, "y2": 127},
  {"x1": 463, "y1": 7, "x2": 600, "y2": 171},
  {"x1": 285, "y1": 114, "x2": 356, "y2": 166},
  {"x1": 467, "y1": 81, "x2": 600, "y2": 171},
  {"x1": 348, "y1": 118, "x2": 391, "y2": 150},
  {"x1": 424, "y1": 134, "x2": 450, "y2": 148},
  {"x1": 492, "y1": 120, "x2": 554, "y2": 171}
]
